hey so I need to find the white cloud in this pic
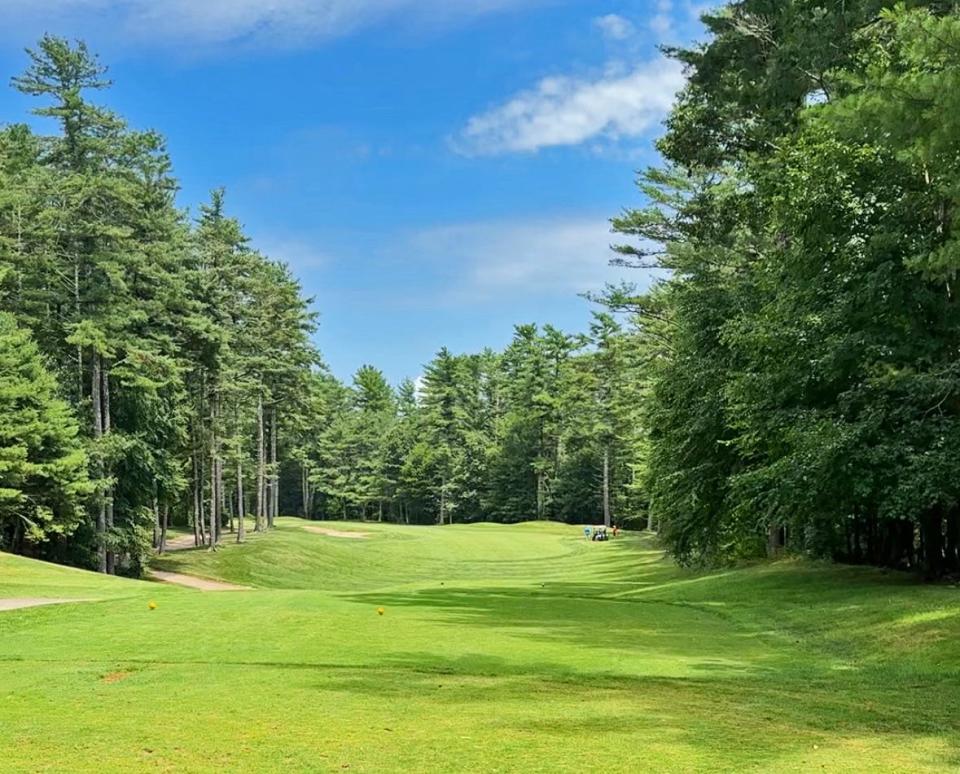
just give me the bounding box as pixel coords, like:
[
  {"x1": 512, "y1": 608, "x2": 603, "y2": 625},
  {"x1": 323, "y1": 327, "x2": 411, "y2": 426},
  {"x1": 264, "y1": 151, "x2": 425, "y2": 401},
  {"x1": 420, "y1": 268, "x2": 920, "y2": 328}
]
[
  {"x1": 455, "y1": 57, "x2": 685, "y2": 155},
  {"x1": 593, "y1": 14, "x2": 635, "y2": 41},
  {"x1": 407, "y1": 216, "x2": 634, "y2": 300},
  {"x1": 650, "y1": 0, "x2": 674, "y2": 37},
  {"x1": 2, "y1": 0, "x2": 543, "y2": 48}
]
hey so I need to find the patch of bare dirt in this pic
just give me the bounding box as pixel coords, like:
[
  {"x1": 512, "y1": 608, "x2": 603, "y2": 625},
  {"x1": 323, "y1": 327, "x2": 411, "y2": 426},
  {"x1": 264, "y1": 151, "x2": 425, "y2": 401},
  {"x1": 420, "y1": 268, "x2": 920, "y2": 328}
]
[
  {"x1": 101, "y1": 670, "x2": 133, "y2": 684},
  {"x1": 0, "y1": 597, "x2": 90, "y2": 612},
  {"x1": 303, "y1": 526, "x2": 370, "y2": 540},
  {"x1": 161, "y1": 534, "x2": 200, "y2": 552},
  {"x1": 147, "y1": 571, "x2": 251, "y2": 591}
]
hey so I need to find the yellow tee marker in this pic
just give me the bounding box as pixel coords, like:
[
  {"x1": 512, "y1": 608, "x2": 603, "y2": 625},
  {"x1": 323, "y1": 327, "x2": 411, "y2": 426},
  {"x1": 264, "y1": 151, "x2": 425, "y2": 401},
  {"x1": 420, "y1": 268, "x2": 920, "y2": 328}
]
[
  {"x1": 148, "y1": 601, "x2": 157, "y2": 610},
  {"x1": 377, "y1": 607, "x2": 385, "y2": 616}
]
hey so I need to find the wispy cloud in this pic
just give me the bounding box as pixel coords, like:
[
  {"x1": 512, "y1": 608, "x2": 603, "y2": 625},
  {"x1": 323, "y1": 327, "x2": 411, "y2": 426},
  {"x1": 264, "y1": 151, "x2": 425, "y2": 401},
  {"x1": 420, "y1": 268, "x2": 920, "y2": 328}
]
[
  {"x1": 593, "y1": 14, "x2": 635, "y2": 41},
  {"x1": 650, "y1": 0, "x2": 674, "y2": 37},
  {"x1": 407, "y1": 215, "x2": 636, "y2": 301},
  {"x1": 454, "y1": 57, "x2": 684, "y2": 155},
  {"x1": 2, "y1": 0, "x2": 545, "y2": 48}
]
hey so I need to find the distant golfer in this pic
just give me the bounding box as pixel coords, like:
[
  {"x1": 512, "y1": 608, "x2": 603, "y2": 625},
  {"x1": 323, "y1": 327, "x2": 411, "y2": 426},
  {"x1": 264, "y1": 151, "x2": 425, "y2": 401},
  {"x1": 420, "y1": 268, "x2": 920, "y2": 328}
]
[{"x1": 583, "y1": 526, "x2": 592, "y2": 540}]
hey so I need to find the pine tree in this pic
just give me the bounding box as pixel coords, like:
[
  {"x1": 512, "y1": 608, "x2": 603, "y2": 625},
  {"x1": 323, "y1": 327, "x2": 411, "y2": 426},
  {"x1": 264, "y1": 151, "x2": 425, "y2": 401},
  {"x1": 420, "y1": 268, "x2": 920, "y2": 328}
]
[
  {"x1": 0, "y1": 313, "x2": 91, "y2": 554},
  {"x1": 8, "y1": 37, "x2": 191, "y2": 572}
]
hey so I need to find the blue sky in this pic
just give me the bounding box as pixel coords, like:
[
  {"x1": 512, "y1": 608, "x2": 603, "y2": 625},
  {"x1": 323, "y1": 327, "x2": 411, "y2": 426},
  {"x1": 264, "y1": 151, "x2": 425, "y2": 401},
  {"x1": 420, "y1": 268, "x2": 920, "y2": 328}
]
[{"x1": 0, "y1": 0, "x2": 706, "y2": 384}]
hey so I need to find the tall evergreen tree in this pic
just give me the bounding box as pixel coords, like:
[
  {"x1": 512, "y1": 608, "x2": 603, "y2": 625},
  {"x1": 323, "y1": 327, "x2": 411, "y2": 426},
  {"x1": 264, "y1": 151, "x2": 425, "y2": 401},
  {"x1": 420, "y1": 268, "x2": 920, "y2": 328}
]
[{"x1": 0, "y1": 312, "x2": 90, "y2": 554}]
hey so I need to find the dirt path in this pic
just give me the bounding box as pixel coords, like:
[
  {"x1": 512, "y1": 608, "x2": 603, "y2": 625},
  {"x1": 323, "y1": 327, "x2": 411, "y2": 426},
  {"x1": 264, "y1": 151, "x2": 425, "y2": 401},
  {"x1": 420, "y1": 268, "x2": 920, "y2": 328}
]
[
  {"x1": 162, "y1": 534, "x2": 199, "y2": 552},
  {"x1": 148, "y1": 571, "x2": 251, "y2": 591},
  {"x1": 0, "y1": 598, "x2": 91, "y2": 612},
  {"x1": 160, "y1": 520, "x2": 257, "y2": 552},
  {"x1": 303, "y1": 526, "x2": 370, "y2": 539}
]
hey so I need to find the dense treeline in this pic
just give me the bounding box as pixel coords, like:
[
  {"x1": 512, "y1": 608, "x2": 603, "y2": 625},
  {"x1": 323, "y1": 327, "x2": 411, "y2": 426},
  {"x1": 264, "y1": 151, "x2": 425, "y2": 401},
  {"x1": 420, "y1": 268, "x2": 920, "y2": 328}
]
[
  {"x1": 0, "y1": 38, "x2": 652, "y2": 575},
  {"x1": 293, "y1": 318, "x2": 647, "y2": 527},
  {"x1": 6, "y1": 3, "x2": 960, "y2": 581},
  {"x1": 0, "y1": 38, "x2": 318, "y2": 573},
  {"x1": 619, "y1": 1, "x2": 960, "y2": 577}
]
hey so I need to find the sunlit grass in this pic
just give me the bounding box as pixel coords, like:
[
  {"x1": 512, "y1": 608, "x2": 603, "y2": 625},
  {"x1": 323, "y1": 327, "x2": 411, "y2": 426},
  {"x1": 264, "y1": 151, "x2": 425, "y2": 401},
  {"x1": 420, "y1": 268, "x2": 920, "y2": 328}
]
[{"x1": 2, "y1": 518, "x2": 959, "y2": 772}]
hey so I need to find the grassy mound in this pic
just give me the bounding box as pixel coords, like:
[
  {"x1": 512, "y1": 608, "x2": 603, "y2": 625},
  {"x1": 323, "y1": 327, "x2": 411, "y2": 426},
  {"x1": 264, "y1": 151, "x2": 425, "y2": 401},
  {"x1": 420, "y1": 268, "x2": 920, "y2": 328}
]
[{"x1": 2, "y1": 519, "x2": 959, "y2": 772}]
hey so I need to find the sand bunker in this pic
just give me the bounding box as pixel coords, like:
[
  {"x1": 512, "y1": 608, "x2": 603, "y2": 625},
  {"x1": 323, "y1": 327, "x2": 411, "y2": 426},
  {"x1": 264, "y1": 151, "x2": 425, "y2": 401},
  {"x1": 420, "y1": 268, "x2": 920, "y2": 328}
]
[
  {"x1": 0, "y1": 598, "x2": 90, "y2": 612},
  {"x1": 148, "y1": 571, "x2": 250, "y2": 591},
  {"x1": 303, "y1": 526, "x2": 370, "y2": 539}
]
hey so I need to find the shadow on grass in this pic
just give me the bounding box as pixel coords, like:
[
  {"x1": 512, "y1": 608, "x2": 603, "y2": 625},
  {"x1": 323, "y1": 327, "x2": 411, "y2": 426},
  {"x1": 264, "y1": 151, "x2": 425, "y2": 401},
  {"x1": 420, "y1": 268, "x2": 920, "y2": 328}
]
[
  {"x1": 308, "y1": 659, "x2": 960, "y2": 772},
  {"x1": 347, "y1": 582, "x2": 803, "y2": 678},
  {"x1": 348, "y1": 558, "x2": 960, "y2": 682}
]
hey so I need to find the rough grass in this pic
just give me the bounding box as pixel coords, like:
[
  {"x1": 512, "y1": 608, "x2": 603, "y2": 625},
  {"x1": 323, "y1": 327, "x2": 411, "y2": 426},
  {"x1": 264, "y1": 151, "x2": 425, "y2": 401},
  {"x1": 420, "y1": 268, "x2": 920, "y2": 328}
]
[{"x1": 2, "y1": 518, "x2": 959, "y2": 772}]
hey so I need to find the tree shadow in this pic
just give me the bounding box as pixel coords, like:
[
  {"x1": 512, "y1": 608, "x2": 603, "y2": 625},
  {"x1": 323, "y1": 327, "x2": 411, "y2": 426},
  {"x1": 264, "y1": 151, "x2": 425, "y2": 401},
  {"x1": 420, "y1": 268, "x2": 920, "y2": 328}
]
[
  {"x1": 306, "y1": 658, "x2": 960, "y2": 772},
  {"x1": 346, "y1": 582, "x2": 803, "y2": 679}
]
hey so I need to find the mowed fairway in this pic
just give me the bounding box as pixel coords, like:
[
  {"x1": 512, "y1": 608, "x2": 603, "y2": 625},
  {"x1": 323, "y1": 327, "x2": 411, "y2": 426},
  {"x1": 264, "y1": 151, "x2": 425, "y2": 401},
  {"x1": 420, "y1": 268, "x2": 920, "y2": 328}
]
[{"x1": 2, "y1": 520, "x2": 960, "y2": 772}]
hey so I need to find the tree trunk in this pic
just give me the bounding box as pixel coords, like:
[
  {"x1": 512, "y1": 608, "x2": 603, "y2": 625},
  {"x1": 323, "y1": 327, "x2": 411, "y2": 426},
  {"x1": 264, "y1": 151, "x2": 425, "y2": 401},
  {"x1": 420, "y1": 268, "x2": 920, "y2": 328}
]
[
  {"x1": 301, "y1": 464, "x2": 309, "y2": 519},
  {"x1": 103, "y1": 362, "x2": 114, "y2": 574},
  {"x1": 159, "y1": 504, "x2": 169, "y2": 555},
  {"x1": 922, "y1": 506, "x2": 945, "y2": 580},
  {"x1": 74, "y1": 262, "x2": 83, "y2": 401},
  {"x1": 192, "y1": 454, "x2": 200, "y2": 546},
  {"x1": 766, "y1": 523, "x2": 782, "y2": 558},
  {"x1": 945, "y1": 505, "x2": 960, "y2": 574},
  {"x1": 237, "y1": 456, "x2": 246, "y2": 544},
  {"x1": 217, "y1": 459, "x2": 224, "y2": 543},
  {"x1": 439, "y1": 476, "x2": 446, "y2": 525},
  {"x1": 899, "y1": 520, "x2": 914, "y2": 570},
  {"x1": 270, "y1": 405, "x2": 278, "y2": 527},
  {"x1": 220, "y1": 443, "x2": 230, "y2": 535},
  {"x1": 218, "y1": 453, "x2": 225, "y2": 542},
  {"x1": 852, "y1": 512, "x2": 862, "y2": 563},
  {"x1": 199, "y1": 458, "x2": 207, "y2": 545},
  {"x1": 209, "y1": 446, "x2": 217, "y2": 550},
  {"x1": 256, "y1": 392, "x2": 265, "y2": 532},
  {"x1": 192, "y1": 451, "x2": 205, "y2": 547},
  {"x1": 152, "y1": 493, "x2": 160, "y2": 550},
  {"x1": 92, "y1": 352, "x2": 106, "y2": 573},
  {"x1": 867, "y1": 512, "x2": 878, "y2": 566},
  {"x1": 536, "y1": 472, "x2": 545, "y2": 521},
  {"x1": 908, "y1": 520, "x2": 919, "y2": 570},
  {"x1": 264, "y1": 415, "x2": 272, "y2": 528},
  {"x1": 602, "y1": 445, "x2": 611, "y2": 528},
  {"x1": 209, "y1": 394, "x2": 219, "y2": 550}
]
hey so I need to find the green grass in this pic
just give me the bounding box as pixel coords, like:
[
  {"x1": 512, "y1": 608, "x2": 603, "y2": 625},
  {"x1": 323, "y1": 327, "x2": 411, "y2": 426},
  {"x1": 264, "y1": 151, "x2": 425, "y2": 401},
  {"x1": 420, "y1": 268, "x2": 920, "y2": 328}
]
[{"x1": 2, "y1": 518, "x2": 959, "y2": 772}]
